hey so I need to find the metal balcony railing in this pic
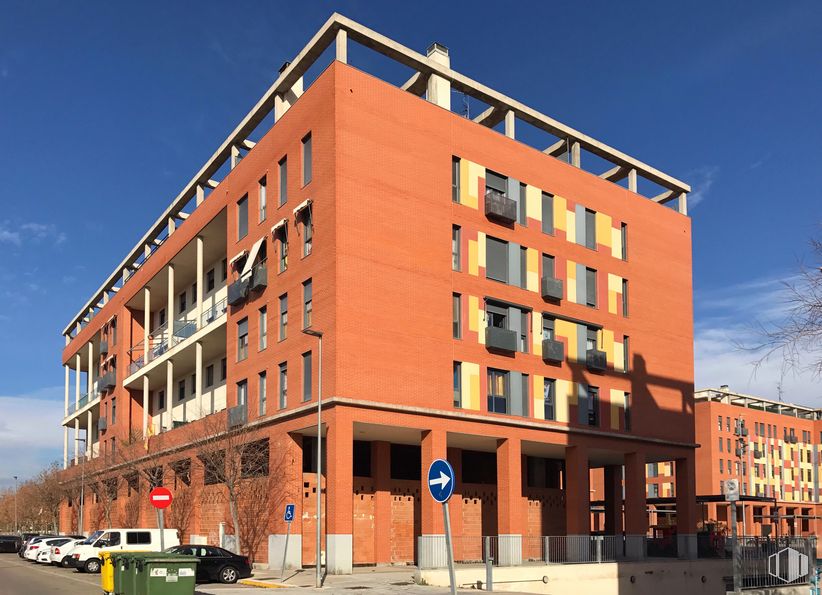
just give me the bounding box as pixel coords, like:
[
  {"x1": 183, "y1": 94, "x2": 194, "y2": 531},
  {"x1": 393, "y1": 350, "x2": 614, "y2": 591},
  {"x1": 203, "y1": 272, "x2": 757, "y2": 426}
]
[
  {"x1": 484, "y1": 188, "x2": 517, "y2": 224},
  {"x1": 485, "y1": 326, "x2": 518, "y2": 353},
  {"x1": 586, "y1": 349, "x2": 607, "y2": 371},
  {"x1": 542, "y1": 338, "x2": 565, "y2": 363},
  {"x1": 201, "y1": 297, "x2": 228, "y2": 326},
  {"x1": 66, "y1": 390, "x2": 100, "y2": 416},
  {"x1": 541, "y1": 276, "x2": 564, "y2": 301}
]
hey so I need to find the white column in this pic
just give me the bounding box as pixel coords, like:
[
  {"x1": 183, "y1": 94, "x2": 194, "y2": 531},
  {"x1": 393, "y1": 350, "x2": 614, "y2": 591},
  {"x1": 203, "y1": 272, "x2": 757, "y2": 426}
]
[
  {"x1": 195, "y1": 341, "x2": 203, "y2": 419},
  {"x1": 504, "y1": 110, "x2": 515, "y2": 139},
  {"x1": 167, "y1": 217, "x2": 176, "y2": 237},
  {"x1": 86, "y1": 410, "x2": 93, "y2": 458},
  {"x1": 63, "y1": 428, "x2": 68, "y2": 469},
  {"x1": 571, "y1": 141, "x2": 581, "y2": 168},
  {"x1": 143, "y1": 287, "x2": 151, "y2": 363},
  {"x1": 87, "y1": 342, "x2": 94, "y2": 397},
  {"x1": 64, "y1": 364, "x2": 70, "y2": 417},
  {"x1": 336, "y1": 29, "x2": 347, "y2": 64},
  {"x1": 678, "y1": 192, "x2": 688, "y2": 216},
  {"x1": 74, "y1": 419, "x2": 79, "y2": 464},
  {"x1": 196, "y1": 236, "x2": 204, "y2": 327},
  {"x1": 75, "y1": 354, "x2": 81, "y2": 406},
  {"x1": 196, "y1": 184, "x2": 205, "y2": 206},
  {"x1": 166, "y1": 359, "x2": 173, "y2": 431},
  {"x1": 142, "y1": 376, "x2": 150, "y2": 437},
  {"x1": 628, "y1": 169, "x2": 637, "y2": 193},
  {"x1": 167, "y1": 265, "x2": 174, "y2": 338}
]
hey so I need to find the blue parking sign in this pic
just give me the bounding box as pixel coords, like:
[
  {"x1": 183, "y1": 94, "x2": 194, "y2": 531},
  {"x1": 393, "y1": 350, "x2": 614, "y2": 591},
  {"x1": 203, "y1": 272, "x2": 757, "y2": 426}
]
[
  {"x1": 284, "y1": 504, "x2": 295, "y2": 522},
  {"x1": 427, "y1": 459, "x2": 455, "y2": 503}
]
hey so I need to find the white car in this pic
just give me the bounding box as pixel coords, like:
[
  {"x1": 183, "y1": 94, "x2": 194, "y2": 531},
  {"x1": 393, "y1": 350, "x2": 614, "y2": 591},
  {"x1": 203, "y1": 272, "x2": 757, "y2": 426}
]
[
  {"x1": 36, "y1": 538, "x2": 73, "y2": 564},
  {"x1": 24, "y1": 537, "x2": 66, "y2": 561},
  {"x1": 50, "y1": 538, "x2": 84, "y2": 566},
  {"x1": 69, "y1": 529, "x2": 179, "y2": 573}
]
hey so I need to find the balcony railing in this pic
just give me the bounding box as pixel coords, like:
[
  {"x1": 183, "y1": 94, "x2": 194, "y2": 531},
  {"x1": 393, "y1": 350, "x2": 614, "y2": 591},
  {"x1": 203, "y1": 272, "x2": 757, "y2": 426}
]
[
  {"x1": 586, "y1": 349, "x2": 607, "y2": 372},
  {"x1": 484, "y1": 188, "x2": 517, "y2": 224},
  {"x1": 542, "y1": 338, "x2": 565, "y2": 363},
  {"x1": 541, "y1": 276, "x2": 564, "y2": 301},
  {"x1": 66, "y1": 390, "x2": 99, "y2": 416},
  {"x1": 227, "y1": 403, "x2": 247, "y2": 429},
  {"x1": 485, "y1": 326, "x2": 517, "y2": 353},
  {"x1": 201, "y1": 297, "x2": 228, "y2": 327}
]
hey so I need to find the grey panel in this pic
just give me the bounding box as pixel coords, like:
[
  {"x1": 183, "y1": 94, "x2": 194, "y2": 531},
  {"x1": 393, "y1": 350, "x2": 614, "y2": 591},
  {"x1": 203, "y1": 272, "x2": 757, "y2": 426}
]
[
  {"x1": 577, "y1": 384, "x2": 588, "y2": 425},
  {"x1": 519, "y1": 248, "x2": 527, "y2": 289},
  {"x1": 521, "y1": 374, "x2": 529, "y2": 417},
  {"x1": 541, "y1": 193, "x2": 554, "y2": 234},
  {"x1": 576, "y1": 323, "x2": 587, "y2": 361},
  {"x1": 508, "y1": 306, "x2": 521, "y2": 338},
  {"x1": 575, "y1": 204, "x2": 586, "y2": 247},
  {"x1": 486, "y1": 237, "x2": 508, "y2": 282},
  {"x1": 507, "y1": 177, "x2": 519, "y2": 220},
  {"x1": 542, "y1": 254, "x2": 555, "y2": 278},
  {"x1": 486, "y1": 170, "x2": 507, "y2": 193},
  {"x1": 517, "y1": 182, "x2": 527, "y2": 225},
  {"x1": 585, "y1": 209, "x2": 596, "y2": 249},
  {"x1": 508, "y1": 242, "x2": 521, "y2": 288},
  {"x1": 510, "y1": 371, "x2": 523, "y2": 416},
  {"x1": 576, "y1": 263, "x2": 587, "y2": 306},
  {"x1": 586, "y1": 268, "x2": 597, "y2": 306}
]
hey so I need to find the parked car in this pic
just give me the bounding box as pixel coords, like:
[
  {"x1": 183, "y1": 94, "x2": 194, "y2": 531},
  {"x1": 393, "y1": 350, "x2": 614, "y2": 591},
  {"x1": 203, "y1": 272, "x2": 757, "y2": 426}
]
[
  {"x1": 0, "y1": 535, "x2": 22, "y2": 553},
  {"x1": 24, "y1": 537, "x2": 65, "y2": 561},
  {"x1": 68, "y1": 528, "x2": 179, "y2": 573},
  {"x1": 164, "y1": 545, "x2": 252, "y2": 584},
  {"x1": 18, "y1": 534, "x2": 54, "y2": 557},
  {"x1": 50, "y1": 538, "x2": 84, "y2": 566},
  {"x1": 35, "y1": 538, "x2": 72, "y2": 564}
]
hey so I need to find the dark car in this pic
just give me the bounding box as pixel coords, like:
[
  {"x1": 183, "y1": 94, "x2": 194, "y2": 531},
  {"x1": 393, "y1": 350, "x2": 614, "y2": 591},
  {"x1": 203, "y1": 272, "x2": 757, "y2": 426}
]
[
  {"x1": 165, "y1": 545, "x2": 252, "y2": 584},
  {"x1": 0, "y1": 535, "x2": 22, "y2": 554},
  {"x1": 18, "y1": 534, "x2": 55, "y2": 558}
]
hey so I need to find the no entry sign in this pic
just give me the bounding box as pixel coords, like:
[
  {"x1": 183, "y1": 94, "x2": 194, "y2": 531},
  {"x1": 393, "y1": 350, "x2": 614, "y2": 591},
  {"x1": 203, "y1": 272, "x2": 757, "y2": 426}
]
[{"x1": 150, "y1": 487, "x2": 173, "y2": 509}]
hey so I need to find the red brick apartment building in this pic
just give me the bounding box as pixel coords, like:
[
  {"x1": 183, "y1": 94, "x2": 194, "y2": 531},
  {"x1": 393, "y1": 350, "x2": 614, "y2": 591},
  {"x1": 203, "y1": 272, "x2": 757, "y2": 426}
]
[
  {"x1": 695, "y1": 387, "x2": 822, "y2": 540},
  {"x1": 57, "y1": 14, "x2": 696, "y2": 571}
]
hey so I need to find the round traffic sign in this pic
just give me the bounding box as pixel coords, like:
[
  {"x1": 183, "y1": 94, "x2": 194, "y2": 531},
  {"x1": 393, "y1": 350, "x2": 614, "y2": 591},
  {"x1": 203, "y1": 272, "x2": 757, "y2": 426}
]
[
  {"x1": 427, "y1": 459, "x2": 455, "y2": 504},
  {"x1": 150, "y1": 487, "x2": 173, "y2": 509}
]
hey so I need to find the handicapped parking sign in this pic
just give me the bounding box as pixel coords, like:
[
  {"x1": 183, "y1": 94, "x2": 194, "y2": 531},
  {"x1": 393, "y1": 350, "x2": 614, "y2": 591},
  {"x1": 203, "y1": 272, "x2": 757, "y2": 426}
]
[
  {"x1": 284, "y1": 504, "x2": 295, "y2": 522},
  {"x1": 427, "y1": 459, "x2": 455, "y2": 503}
]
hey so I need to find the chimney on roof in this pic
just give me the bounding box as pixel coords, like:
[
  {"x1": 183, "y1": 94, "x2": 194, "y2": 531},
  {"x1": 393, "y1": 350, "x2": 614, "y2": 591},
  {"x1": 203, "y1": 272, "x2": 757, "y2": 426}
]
[
  {"x1": 275, "y1": 61, "x2": 303, "y2": 121},
  {"x1": 425, "y1": 42, "x2": 451, "y2": 111},
  {"x1": 720, "y1": 385, "x2": 729, "y2": 392}
]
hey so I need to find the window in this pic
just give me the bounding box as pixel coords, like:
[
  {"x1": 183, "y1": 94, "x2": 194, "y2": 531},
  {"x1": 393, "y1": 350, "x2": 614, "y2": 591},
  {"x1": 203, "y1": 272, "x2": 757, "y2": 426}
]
[
  {"x1": 726, "y1": 416, "x2": 730, "y2": 431},
  {"x1": 300, "y1": 209, "x2": 313, "y2": 257},
  {"x1": 278, "y1": 233, "x2": 288, "y2": 272},
  {"x1": 544, "y1": 378, "x2": 555, "y2": 421},
  {"x1": 451, "y1": 157, "x2": 460, "y2": 202},
  {"x1": 719, "y1": 437, "x2": 723, "y2": 452},
  {"x1": 302, "y1": 133, "x2": 312, "y2": 186},
  {"x1": 453, "y1": 362, "x2": 461, "y2": 407},
  {"x1": 487, "y1": 368, "x2": 508, "y2": 414},
  {"x1": 237, "y1": 195, "x2": 248, "y2": 240},
  {"x1": 542, "y1": 253, "x2": 555, "y2": 279},
  {"x1": 624, "y1": 392, "x2": 631, "y2": 431},
  {"x1": 191, "y1": 282, "x2": 197, "y2": 304},
  {"x1": 178, "y1": 290, "x2": 187, "y2": 314},
  {"x1": 178, "y1": 379, "x2": 186, "y2": 402},
  {"x1": 258, "y1": 372, "x2": 267, "y2": 415},
  {"x1": 157, "y1": 390, "x2": 165, "y2": 411},
  {"x1": 485, "y1": 170, "x2": 506, "y2": 195},
  {"x1": 205, "y1": 365, "x2": 214, "y2": 388},
  {"x1": 542, "y1": 316, "x2": 555, "y2": 341},
  {"x1": 451, "y1": 225, "x2": 461, "y2": 271},
  {"x1": 519, "y1": 309, "x2": 529, "y2": 353},
  {"x1": 302, "y1": 352, "x2": 312, "y2": 402},
  {"x1": 111, "y1": 397, "x2": 116, "y2": 425},
  {"x1": 518, "y1": 183, "x2": 527, "y2": 226},
  {"x1": 237, "y1": 317, "x2": 249, "y2": 361},
  {"x1": 221, "y1": 259, "x2": 228, "y2": 282},
  {"x1": 237, "y1": 380, "x2": 247, "y2": 406},
  {"x1": 486, "y1": 236, "x2": 508, "y2": 282},
  {"x1": 258, "y1": 176, "x2": 267, "y2": 222},
  {"x1": 278, "y1": 362, "x2": 287, "y2": 409},
  {"x1": 623, "y1": 336, "x2": 630, "y2": 372},
  {"x1": 585, "y1": 268, "x2": 597, "y2": 307},
  {"x1": 649, "y1": 483, "x2": 659, "y2": 498},
  {"x1": 241, "y1": 439, "x2": 270, "y2": 478},
  {"x1": 486, "y1": 302, "x2": 508, "y2": 330},
  {"x1": 541, "y1": 192, "x2": 554, "y2": 234},
  {"x1": 158, "y1": 308, "x2": 166, "y2": 328},
  {"x1": 519, "y1": 246, "x2": 527, "y2": 288},
  {"x1": 452, "y1": 293, "x2": 461, "y2": 339},
  {"x1": 587, "y1": 386, "x2": 600, "y2": 426},
  {"x1": 584, "y1": 209, "x2": 596, "y2": 250},
  {"x1": 621, "y1": 223, "x2": 627, "y2": 260},
  {"x1": 259, "y1": 307, "x2": 267, "y2": 350},
  {"x1": 717, "y1": 416, "x2": 722, "y2": 431},
  {"x1": 220, "y1": 358, "x2": 227, "y2": 381},
  {"x1": 126, "y1": 532, "x2": 151, "y2": 545},
  {"x1": 622, "y1": 279, "x2": 629, "y2": 316},
  {"x1": 278, "y1": 157, "x2": 287, "y2": 206},
  {"x1": 202, "y1": 451, "x2": 224, "y2": 485},
  {"x1": 279, "y1": 294, "x2": 288, "y2": 340},
  {"x1": 303, "y1": 279, "x2": 312, "y2": 328},
  {"x1": 586, "y1": 327, "x2": 598, "y2": 352}
]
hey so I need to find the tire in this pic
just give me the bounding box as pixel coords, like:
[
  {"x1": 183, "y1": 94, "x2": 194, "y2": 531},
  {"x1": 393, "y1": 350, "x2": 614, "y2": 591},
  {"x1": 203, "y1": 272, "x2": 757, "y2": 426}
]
[
  {"x1": 84, "y1": 558, "x2": 101, "y2": 574},
  {"x1": 219, "y1": 566, "x2": 239, "y2": 584},
  {"x1": 61, "y1": 556, "x2": 72, "y2": 568}
]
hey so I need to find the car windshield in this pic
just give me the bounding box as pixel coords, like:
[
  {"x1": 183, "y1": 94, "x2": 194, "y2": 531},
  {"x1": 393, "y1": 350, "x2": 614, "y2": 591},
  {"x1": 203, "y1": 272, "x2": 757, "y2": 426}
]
[{"x1": 81, "y1": 530, "x2": 103, "y2": 545}]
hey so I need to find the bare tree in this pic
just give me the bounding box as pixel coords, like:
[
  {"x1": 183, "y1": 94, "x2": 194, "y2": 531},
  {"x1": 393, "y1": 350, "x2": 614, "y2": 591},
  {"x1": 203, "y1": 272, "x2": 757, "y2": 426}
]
[{"x1": 32, "y1": 463, "x2": 68, "y2": 534}]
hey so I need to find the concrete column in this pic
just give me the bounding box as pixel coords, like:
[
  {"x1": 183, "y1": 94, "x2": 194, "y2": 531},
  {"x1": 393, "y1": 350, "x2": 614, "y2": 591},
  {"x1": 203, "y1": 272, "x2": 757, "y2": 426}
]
[
  {"x1": 143, "y1": 287, "x2": 150, "y2": 363},
  {"x1": 425, "y1": 43, "x2": 450, "y2": 110},
  {"x1": 75, "y1": 354, "x2": 81, "y2": 406},
  {"x1": 604, "y1": 465, "x2": 624, "y2": 536},
  {"x1": 195, "y1": 184, "x2": 205, "y2": 206},
  {"x1": 167, "y1": 265, "x2": 174, "y2": 336},
  {"x1": 64, "y1": 364, "x2": 70, "y2": 417},
  {"x1": 565, "y1": 445, "x2": 590, "y2": 536},
  {"x1": 86, "y1": 410, "x2": 93, "y2": 457},
  {"x1": 675, "y1": 454, "x2": 697, "y2": 559},
  {"x1": 504, "y1": 110, "x2": 515, "y2": 139},
  {"x1": 335, "y1": 29, "x2": 347, "y2": 64},
  {"x1": 624, "y1": 451, "x2": 647, "y2": 559},
  {"x1": 678, "y1": 192, "x2": 688, "y2": 216},
  {"x1": 167, "y1": 216, "x2": 176, "y2": 236},
  {"x1": 230, "y1": 145, "x2": 241, "y2": 169},
  {"x1": 497, "y1": 438, "x2": 523, "y2": 565},
  {"x1": 195, "y1": 237, "x2": 204, "y2": 328},
  {"x1": 87, "y1": 342, "x2": 94, "y2": 397},
  {"x1": 195, "y1": 341, "x2": 203, "y2": 418},
  {"x1": 326, "y1": 409, "x2": 353, "y2": 574},
  {"x1": 373, "y1": 441, "x2": 391, "y2": 565},
  {"x1": 570, "y1": 141, "x2": 581, "y2": 167},
  {"x1": 274, "y1": 72, "x2": 304, "y2": 121},
  {"x1": 74, "y1": 419, "x2": 79, "y2": 464},
  {"x1": 744, "y1": 503, "x2": 755, "y2": 537},
  {"x1": 627, "y1": 169, "x2": 637, "y2": 193},
  {"x1": 142, "y1": 376, "x2": 150, "y2": 437},
  {"x1": 165, "y1": 359, "x2": 173, "y2": 431},
  {"x1": 63, "y1": 427, "x2": 69, "y2": 469},
  {"x1": 420, "y1": 428, "x2": 447, "y2": 568}
]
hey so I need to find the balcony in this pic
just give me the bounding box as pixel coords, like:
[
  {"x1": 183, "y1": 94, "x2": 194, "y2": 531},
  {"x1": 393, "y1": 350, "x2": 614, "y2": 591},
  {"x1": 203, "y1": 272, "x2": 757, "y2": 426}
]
[
  {"x1": 227, "y1": 403, "x2": 247, "y2": 429},
  {"x1": 99, "y1": 340, "x2": 109, "y2": 355},
  {"x1": 250, "y1": 261, "x2": 267, "y2": 292},
  {"x1": 98, "y1": 417, "x2": 108, "y2": 431},
  {"x1": 100, "y1": 371, "x2": 116, "y2": 391},
  {"x1": 202, "y1": 297, "x2": 228, "y2": 326},
  {"x1": 484, "y1": 189, "x2": 517, "y2": 224},
  {"x1": 66, "y1": 390, "x2": 100, "y2": 417},
  {"x1": 541, "y1": 276, "x2": 564, "y2": 301},
  {"x1": 542, "y1": 339, "x2": 565, "y2": 363},
  {"x1": 586, "y1": 349, "x2": 607, "y2": 372},
  {"x1": 486, "y1": 326, "x2": 517, "y2": 353},
  {"x1": 228, "y1": 277, "x2": 250, "y2": 306}
]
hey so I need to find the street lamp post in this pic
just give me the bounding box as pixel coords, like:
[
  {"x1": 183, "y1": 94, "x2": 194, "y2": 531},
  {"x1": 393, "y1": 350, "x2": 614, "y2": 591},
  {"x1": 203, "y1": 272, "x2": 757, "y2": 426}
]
[
  {"x1": 302, "y1": 328, "x2": 323, "y2": 588},
  {"x1": 76, "y1": 437, "x2": 87, "y2": 535},
  {"x1": 13, "y1": 475, "x2": 18, "y2": 534}
]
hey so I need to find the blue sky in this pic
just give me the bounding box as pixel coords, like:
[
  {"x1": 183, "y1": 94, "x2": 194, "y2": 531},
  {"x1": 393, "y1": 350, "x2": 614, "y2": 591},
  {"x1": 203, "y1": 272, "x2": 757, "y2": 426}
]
[{"x1": 1, "y1": 1, "x2": 821, "y2": 483}]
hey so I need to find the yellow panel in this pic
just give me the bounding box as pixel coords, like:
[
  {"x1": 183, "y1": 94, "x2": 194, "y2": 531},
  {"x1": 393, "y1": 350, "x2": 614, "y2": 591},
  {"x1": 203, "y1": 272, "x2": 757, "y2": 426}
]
[
  {"x1": 611, "y1": 227, "x2": 623, "y2": 259},
  {"x1": 610, "y1": 389, "x2": 624, "y2": 430},
  {"x1": 555, "y1": 320, "x2": 576, "y2": 362},
  {"x1": 525, "y1": 184, "x2": 542, "y2": 222},
  {"x1": 553, "y1": 196, "x2": 567, "y2": 232},
  {"x1": 565, "y1": 210, "x2": 576, "y2": 243},
  {"x1": 468, "y1": 240, "x2": 478, "y2": 276},
  {"x1": 464, "y1": 160, "x2": 485, "y2": 210},
  {"x1": 556, "y1": 380, "x2": 571, "y2": 422},
  {"x1": 613, "y1": 341, "x2": 625, "y2": 373},
  {"x1": 477, "y1": 232, "x2": 486, "y2": 270},
  {"x1": 526, "y1": 248, "x2": 539, "y2": 292},
  {"x1": 608, "y1": 290, "x2": 617, "y2": 315},
  {"x1": 476, "y1": 299, "x2": 486, "y2": 344},
  {"x1": 533, "y1": 375, "x2": 544, "y2": 420},
  {"x1": 468, "y1": 295, "x2": 479, "y2": 333},
  {"x1": 595, "y1": 212, "x2": 612, "y2": 248},
  {"x1": 608, "y1": 273, "x2": 623, "y2": 293},
  {"x1": 602, "y1": 329, "x2": 614, "y2": 366},
  {"x1": 532, "y1": 313, "x2": 542, "y2": 356},
  {"x1": 566, "y1": 261, "x2": 577, "y2": 303},
  {"x1": 462, "y1": 362, "x2": 481, "y2": 411}
]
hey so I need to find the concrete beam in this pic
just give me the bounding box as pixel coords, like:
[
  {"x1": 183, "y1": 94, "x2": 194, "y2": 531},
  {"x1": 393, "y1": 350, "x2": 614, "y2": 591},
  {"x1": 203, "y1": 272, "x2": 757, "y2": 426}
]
[
  {"x1": 241, "y1": 139, "x2": 256, "y2": 150},
  {"x1": 336, "y1": 28, "x2": 347, "y2": 64},
  {"x1": 401, "y1": 72, "x2": 427, "y2": 96},
  {"x1": 205, "y1": 179, "x2": 220, "y2": 189},
  {"x1": 177, "y1": 212, "x2": 190, "y2": 220},
  {"x1": 544, "y1": 138, "x2": 567, "y2": 157},
  {"x1": 600, "y1": 165, "x2": 628, "y2": 183},
  {"x1": 652, "y1": 189, "x2": 678, "y2": 204},
  {"x1": 473, "y1": 106, "x2": 505, "y2": 128}
]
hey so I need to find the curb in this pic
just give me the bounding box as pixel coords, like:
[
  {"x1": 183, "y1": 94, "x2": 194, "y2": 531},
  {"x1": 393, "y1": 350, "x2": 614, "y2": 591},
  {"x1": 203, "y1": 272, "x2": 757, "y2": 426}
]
[{"x1": 239, "y1": 578, "x2": 289, "y2": 588}]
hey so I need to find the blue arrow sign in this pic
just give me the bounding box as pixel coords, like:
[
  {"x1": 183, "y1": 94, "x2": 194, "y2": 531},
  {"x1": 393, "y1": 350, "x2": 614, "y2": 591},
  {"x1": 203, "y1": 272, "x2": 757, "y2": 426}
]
[
  {"x1": 427, "y1": 459, "x2": 455, "y2": 504},
  {"x1": 284, "y1": 504, "x2": 295, "y2": 522}
]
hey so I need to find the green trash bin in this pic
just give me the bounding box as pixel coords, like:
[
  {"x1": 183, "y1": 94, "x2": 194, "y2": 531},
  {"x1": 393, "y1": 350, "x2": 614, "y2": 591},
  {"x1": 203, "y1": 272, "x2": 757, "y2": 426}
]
[
  {"x1": 132, "y1": 553, "x2": 199, "y2": 595},
  {"x1": 113, "y1": 553, "x2": 148, "y2": 595}
]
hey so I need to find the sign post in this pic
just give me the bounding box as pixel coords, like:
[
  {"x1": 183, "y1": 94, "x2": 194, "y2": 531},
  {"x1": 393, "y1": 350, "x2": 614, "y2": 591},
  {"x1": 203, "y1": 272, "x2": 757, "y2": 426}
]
[
  {"x1": 428, "y1": 459, "x2": 456, "y2": 595},
  {"x1": 150, "y1": 487, "x2": 173, "y2": 552},
  {"x1": 280, "y1": 504, "x2": 295, "y2": 578},
  {"x1": 724, "y1": 479, "x2": 741, "y2": 594}
]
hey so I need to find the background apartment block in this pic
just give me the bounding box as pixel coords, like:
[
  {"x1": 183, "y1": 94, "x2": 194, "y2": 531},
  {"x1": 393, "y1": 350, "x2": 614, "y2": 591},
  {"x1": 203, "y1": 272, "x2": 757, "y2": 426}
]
[{"x1": 57, "y1": 14, "x2": 696, "y2": 570}]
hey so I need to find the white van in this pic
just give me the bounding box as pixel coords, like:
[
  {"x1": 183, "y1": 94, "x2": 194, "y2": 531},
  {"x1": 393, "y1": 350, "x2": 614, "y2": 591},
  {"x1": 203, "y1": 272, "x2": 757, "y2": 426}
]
[{"x1": 68, "y1": 528, "x2": 180, "y2": 573}]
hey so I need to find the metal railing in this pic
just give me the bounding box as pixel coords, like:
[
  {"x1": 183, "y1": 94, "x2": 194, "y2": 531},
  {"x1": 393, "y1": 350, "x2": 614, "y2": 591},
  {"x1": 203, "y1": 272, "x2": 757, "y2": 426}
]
[
  {"x1": 734, "y1": 536, "x2": 815, "y2": 590},
  {"x1": 201, "y1": 297, "x2": 228, "y2": 327},
  {"x1": 67, "y1": 390, "x2": 100, "y2": 416},
  {"x1": 542, "y1": 535, "x2": 622, "y2": 564}
]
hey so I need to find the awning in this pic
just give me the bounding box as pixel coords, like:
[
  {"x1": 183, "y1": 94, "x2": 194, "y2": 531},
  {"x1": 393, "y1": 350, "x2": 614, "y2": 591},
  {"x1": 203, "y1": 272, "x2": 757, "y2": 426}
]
[
  {"x1": 271, "y1": 218, "x2": 287, "y2": 235},
  {"x1": 229, "y1": 250, "x2": 247, "y2": 267},
  {"x1": 240, "y1": 237, "x2": 265, "y2": 277},
  {"x1": 292, "y1": 198, "x2": 312, "y2": 217}
]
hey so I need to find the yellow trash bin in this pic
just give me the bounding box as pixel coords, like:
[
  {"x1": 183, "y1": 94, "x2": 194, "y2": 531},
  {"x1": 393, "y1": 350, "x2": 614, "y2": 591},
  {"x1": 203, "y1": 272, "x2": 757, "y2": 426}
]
[{"x1": 101, "y1": 551, "x2": 115, "y2": 594}]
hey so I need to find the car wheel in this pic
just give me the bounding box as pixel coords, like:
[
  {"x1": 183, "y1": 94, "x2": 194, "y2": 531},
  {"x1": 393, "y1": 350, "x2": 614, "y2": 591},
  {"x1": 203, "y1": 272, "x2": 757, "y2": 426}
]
[
  {"x1": 61, "y1": 556, "x2": 72, "y2": 568},
  {"x1": 84, "y1": 558, "x2": 101, "y2": 574},
  {"x1": 219, "y1": 566, "x2": 239, "y2": 584}
]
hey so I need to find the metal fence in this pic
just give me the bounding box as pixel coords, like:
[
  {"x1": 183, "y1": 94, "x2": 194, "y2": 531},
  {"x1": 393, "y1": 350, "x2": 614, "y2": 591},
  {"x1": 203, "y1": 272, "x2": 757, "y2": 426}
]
[{"x1": 733, "y1": 536, "x2": 816, "y2": 590}]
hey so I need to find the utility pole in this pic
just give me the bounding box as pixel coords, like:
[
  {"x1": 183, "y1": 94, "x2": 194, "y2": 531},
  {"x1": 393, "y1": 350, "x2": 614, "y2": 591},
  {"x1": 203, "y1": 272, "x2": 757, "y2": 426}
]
[
  {"x1": 13, "y1": 475, "x2": 18, "y2": 534},
  {"x1": 76, "y1": 437, "x2": 87, "y2": 535},
  {"x1": 302, "y1": 328, "x2": 323, "y2": 588},
  {"x1": 735, "y1": 419, "x2": 749, "y2": 536}
]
